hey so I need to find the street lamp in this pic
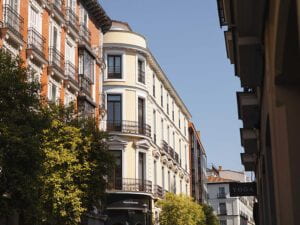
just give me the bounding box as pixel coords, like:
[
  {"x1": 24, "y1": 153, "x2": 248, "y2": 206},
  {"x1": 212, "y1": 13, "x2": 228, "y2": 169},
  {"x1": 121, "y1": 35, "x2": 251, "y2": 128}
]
[{"x1": 142, "y1": 203, "x2": 148, "y2": 225}]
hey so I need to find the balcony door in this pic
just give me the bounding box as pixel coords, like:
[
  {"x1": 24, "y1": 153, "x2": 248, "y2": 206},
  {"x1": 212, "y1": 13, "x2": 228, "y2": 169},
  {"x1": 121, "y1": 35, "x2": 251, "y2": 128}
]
[
  {"x1": 138, "y1": 152, "x2": 145, "y2": 191},
  {"x1": 111, "y1": 150, "x2": 122, "y2": 190},
  {"x1": 138, "y1": 98, "x2": 145, "y2": 134},
  {"x1": 107, "y1": 94, "x2": 122, "y2": 131}
]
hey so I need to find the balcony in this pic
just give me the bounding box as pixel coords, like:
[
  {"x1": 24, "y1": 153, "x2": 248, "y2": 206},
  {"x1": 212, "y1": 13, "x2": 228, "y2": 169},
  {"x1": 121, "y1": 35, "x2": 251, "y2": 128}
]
[
  {"x1": 153, "y1": 184, "x2": 164, "y2": 198},
  {"x1": 217, "y1": 192, "x2": 227, "y2": 199},
  {"x1": 79, "y1": 75, "x2": 92, "y2": 97},
  {"x1": 1, "y1": 4, "x2": 24, "y2": 45},
  {"x1": 79, "y1": 24, "x2": 91, "y2": 45},
  {"x1": 66, "y1": 7, "x2": 79, "y2": 34},
  {"x1": 161, "y1": 140, "x2": 170, "y2": 154},
  {"x1": 218, "y1": 210, "x2": 227, "y2": 216},
  {"x1": 27, "y1": 28, "x2": 47, "y2": 64},
  {"x1": 48, "y1": 47, "x2": 65, "y2": 79},
  {"x1": 174, "y1": 152, "x2": 179, "y2": 164},
  {"x1": 47, "y1": 0, "x2": 65, "y2": 23},
  {"x1": 107, "y1": 178, "x2": 152, "y2": 193},
  {"x1": 65, "y1": 61, "x2": 79, "y2": 89},
  {"x1": 104, "y1": 120, "x2": 151, "y2": 137}
]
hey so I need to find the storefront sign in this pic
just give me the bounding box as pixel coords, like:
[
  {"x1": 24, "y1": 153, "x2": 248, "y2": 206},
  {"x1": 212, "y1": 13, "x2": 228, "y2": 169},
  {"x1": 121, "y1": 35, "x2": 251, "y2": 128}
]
[{"x1": 229, "y1": 182, "x2": 257, "y2": 197}]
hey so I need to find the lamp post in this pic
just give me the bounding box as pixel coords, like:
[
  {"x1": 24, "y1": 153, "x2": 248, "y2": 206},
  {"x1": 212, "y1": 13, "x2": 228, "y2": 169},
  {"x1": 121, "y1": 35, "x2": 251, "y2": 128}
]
[{"x1": 142, "y1": 203, "x2": 148, "y2": 225}]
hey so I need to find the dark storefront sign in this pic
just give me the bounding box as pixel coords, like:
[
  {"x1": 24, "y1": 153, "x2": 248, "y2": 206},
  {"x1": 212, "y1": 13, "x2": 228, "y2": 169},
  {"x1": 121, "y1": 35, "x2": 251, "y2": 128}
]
[{"x1": 229, "y1": 182, "x2": 257, "y2": 197}]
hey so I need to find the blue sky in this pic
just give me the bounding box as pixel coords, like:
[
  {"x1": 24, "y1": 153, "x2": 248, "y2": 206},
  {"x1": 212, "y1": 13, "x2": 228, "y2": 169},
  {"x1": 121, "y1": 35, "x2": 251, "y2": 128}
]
[{"x1": 101, "y1": 0, "x2": 243, "y2": 171}]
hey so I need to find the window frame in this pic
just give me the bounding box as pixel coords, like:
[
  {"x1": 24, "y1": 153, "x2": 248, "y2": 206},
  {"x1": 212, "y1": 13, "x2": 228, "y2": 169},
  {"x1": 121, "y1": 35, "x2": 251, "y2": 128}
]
[{"x1": 107, "y1": 54, "x2": 122, "y2": 79}]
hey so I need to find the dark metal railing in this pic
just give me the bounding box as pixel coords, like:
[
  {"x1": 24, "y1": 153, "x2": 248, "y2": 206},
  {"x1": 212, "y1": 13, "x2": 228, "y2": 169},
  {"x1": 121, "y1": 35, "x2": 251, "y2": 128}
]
[
  {"x1": 217, "y1": 193, "x2": 226, "y2": 199},
  {"x1": 79, "y1": 23, "x2": 91, "y2": 43},
  {"x1": 107, "y1": 178, "x2": 152, "y2": 193},
  {"x1": 27, "y1": 28, "x2": 46, "y2": 56},
  {"x1": 66, "y1": 8, "x2": 78, "y2": 30},
  {"x1": 153, "y1": 184, "x2": 164, "y2": 198},
  {"x1": 79, "y1": 75, "x2": 92, "y2": 96},
  {"x1": 169, "y1": 146, "x2": 175, "y2": 158},
  {"x1": 48, "y1": 0, "x2": 64, "y2": 13},
  {"x1": 174, "y1": 152, "x2": 179, "y2": 164},
  {"x1": 65, "y1": 61, "x2": 77, "y2": 82},
  {"x1": 3, "y1": 4, "x2": 24, "y2": 38},
  {"x1": 162, "y1": 140, "x2": 169, "y2": 154},
  {"x1": 49, "y1": 47, "x2": 64, "y2": 72},
  {"x1": 105, "y1": 120, "x2": 151, "y2": 137}
]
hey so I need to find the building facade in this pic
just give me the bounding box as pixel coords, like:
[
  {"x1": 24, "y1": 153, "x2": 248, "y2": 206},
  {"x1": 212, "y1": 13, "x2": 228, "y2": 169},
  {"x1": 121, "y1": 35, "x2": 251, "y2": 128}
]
[
  {"x1": 207, "y1": 167, "x2": 255, "y2": 225},
  {"x1": 216, "y1": 0, "x2": 300, "y2": 224},
  {"x1": 189, "y1": 122, "x2": 208, "y2": 204},
  {"x1": 0, "y1": 0, "x2": 111, "y2": 118},
  {"x1": 101, "y1": 21, "x2": 192, "y2": 225}
]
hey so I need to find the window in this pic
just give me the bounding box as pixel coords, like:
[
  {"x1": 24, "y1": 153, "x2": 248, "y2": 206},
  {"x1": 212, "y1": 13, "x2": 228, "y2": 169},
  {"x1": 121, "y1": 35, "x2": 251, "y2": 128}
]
[
  {"x1": 81, "y1": 5, "x2": 88, "y2": 27},
  {"x1": 218, "y1": 187, "x2": 226, "y2": 198},
  {"x1": 162, "y1": 166, "x2": 165, "y2": 190},
  {"x1": 173, "y1": 175, "x2": 176, "y2": 193},
  {"x1": 161, "y1": 84, "x2": 163, "y2": 107},
  {"x1": 29, "y1": 5, "x2": 40, "y2": 31},
  {"x1": 108, "y1": 55, "x2": 122, "y2": 79},
  {"x1": 153, "y1": 74, "x2": 156, "y2": 97},
  {"x1": 167, "y1": 126, "x2": 170, "y2": 145},
  {"x1": 154, "y1": 160, "x2": 157, "y2": 185},
  {"x1": 179, "y1": 139, "x2": 182, "y2": 166},
  {"x1": 138, "y1": 59, "x2": 145, "y2": 84},
  {"x1": 161, "y1": 119, "x2": 164, "y2": 141},
  {"x1": 79, "y1": 49, "x2": 94, "y2": 82},
  {"x1": 107, "y1": 94, "x2": 122, "y2": 131},
  {"x1": 173, "y1": 132, "x2": 175, "y2": 150},
  {"x1": 167, "y1": 93, "x2": 169, "y2": 114},
  {"x1": 180, "y1": 180, "x2": 182, "y2": 193},
  {"x1": 153, "y1": 110, "x2": 156, "y2": 143},
  {"x1": 172, "y1": 101, "x2": 175, "y2": 121},
  {"x1": 168, "y1": 171, "x2": 171, "y2": 191},
  {"x1": 111, "y1": 150, "x2": 122, "y2": 189},
  {"x1": 138, "y1": 152, "x2": 145, "y2": 182},
  {"x1": 48, "y1": 82, "x2": 58, "y2": 103},
  {"x1": 185, "y1": 145, "x2": 187, "y2": 170},
  {"x1": 184, "y1": 118, "x2": 187, "y2": 136},
  {"x1": 219, "y1": 203, "x2": 227, "y2": 215},
  {"x1": 220, "y1": 220, "x2": 227, "y2": 225},
  {"x1": 138, "y1": 98, "x2": 145, "y2": 135}
]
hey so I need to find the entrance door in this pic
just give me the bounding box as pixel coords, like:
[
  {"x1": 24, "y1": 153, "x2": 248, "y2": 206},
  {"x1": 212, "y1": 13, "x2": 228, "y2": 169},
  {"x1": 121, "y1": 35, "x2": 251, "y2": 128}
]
[
  {"x1": 138, "y1": 98, "x2": 145, "y2": 134},
  {"x1": 107, "y1": 94, "x2": 122, "y2": 131}
]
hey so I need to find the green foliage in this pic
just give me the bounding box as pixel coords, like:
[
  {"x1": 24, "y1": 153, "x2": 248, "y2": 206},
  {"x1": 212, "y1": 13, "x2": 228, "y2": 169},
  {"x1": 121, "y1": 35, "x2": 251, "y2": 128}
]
[
  {"x1": 157, "y1": 193, "x2": 205, "y2": 225},
  {"x1": 202, "y1": 204, "x2": 220, "y2": 225},
  {"x1": 0, "y1": 50, "x2": 48, "y2": 221},
  {"x1": 0, "y1": 50, "x2": 114, "y2": 225}
]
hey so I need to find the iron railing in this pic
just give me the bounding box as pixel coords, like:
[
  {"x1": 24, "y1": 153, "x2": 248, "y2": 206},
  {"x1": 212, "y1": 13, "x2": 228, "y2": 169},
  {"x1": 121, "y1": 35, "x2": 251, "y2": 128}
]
[
  {"x1": 105, "y1": 120, "x2": 151, "y2": 137},
  {"x1": 79, "y1": 75, "x2": 92, "y2": 96},
  {"x1": 79, "y1": 23, "x2": 91, "y2": 43},
  {"x1": 27, "y1": 28, "x2": 46, "y2": 56},
  {"x1": 217, "y1": 193, "x2": 226, "y2": 199},
  {"x1": 107, "y1": 178, "x2": 152, "y2": 193},
  {"x1": 162, "y1": 140, "x2": 169, "y2": 154},
  {"x1": 153, "y1": 184, "x2": 164, "y2": 198},
  {"x1": 66, "y1": 7, "x2": 78, "y2": 30},
  {"x1": 3, "y1": 4, "x2": 24, "y2": 38},
  {"x1": 65, "y1": 61, "x2": 77, "y2": 82},
  {"x1": 49, "y1": 47, "x2": 64, "y2": 72},
  {"x1": 48, "y1": 0, "x2": 64, "y2": 13},
  {"x1": 174, "y1": 152, "x2": 179, "y2": 164}
]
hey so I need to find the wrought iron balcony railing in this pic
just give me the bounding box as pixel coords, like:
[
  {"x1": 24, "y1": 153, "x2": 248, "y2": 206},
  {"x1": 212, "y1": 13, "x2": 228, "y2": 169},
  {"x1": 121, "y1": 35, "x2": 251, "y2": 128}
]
[
  {"x1": 104, "y1": 120, "x2": 151, "y2": 137},
  {"x1": 174, "y1": 152, "x2": 179, "y2": 164},
  {"x1": 79, "y1": 23, "x2": 91, "y2": 43},
  {"x1": 107, "y1": 178, "x2": 152, "y2": 193},
  {"x1": 65, "y1": 61, "x2": 77, "y2": 82},
  {"x1": 79, "y1": 75, "x2": 92, "y2": 97},
  {"x1": 217, "y1": 193, "x2": 227, "y2": 199},
  {"x1": 3, "y1": 4, "x2": 24, "y2": 38},
  {"x1": 153, "y1": 184, "x2": 164, "y2": 198},
  {"x1": 161, "y1": 140, "x2": 169, "y2": 154},
  {"x1": 27, "y1": 28, "x2": 46, "y2": 57},
  {"x1": 66, "y1": 7, "x2": 78, "y2": 30},
  {"x1": 49, "y1": 47, "x2": 64, "y2": 73}
]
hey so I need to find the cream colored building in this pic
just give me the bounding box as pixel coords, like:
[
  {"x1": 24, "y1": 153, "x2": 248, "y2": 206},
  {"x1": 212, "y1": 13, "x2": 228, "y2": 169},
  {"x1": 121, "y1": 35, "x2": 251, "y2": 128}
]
[{"x1": 101, "y1": 21, "x2": 192, "y2": 225}]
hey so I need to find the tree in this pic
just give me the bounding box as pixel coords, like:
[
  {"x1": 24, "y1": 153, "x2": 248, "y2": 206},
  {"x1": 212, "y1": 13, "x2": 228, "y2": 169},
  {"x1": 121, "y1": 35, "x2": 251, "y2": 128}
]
[
  {"x1": 39, "y1": 105, "x2": 114, "y2": 225},
  {"x1": 202, "y1": 204, "x2": 220, "y2": 225},
  {"x1": 157, "y1": 193, "x2": 205, "y2": 225},
  {"x1": 0, "y1": 50, "x2": 48, "y2": 222}
]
